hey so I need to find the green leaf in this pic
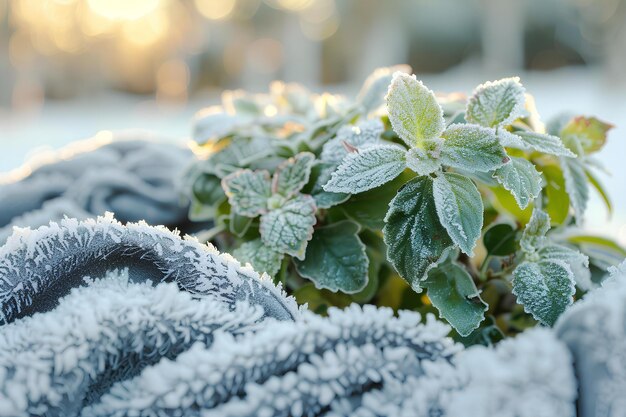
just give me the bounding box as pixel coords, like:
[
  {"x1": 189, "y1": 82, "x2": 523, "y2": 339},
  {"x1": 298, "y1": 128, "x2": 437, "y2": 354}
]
[
  {"x1": 386, "y1": 72, "x2": 445, "y2": 147},
  {"x1": 483, "y1": 223, "x2": 518, "y2": 256},
  {"x1": 465, "y1": 77, "x2": 526, "y2": 128},
  {"x1": 260, "y1": 194, "x2": 317, "y2": 259},
  {"x1": 323, "y1": 144, "x2": 406, "y2": 194},
  {"x1": 271, "y1": 152, "x2": 315, "y2": 199},
  {"x1": 341, "y1": 171, "x2": 414, "y2": 230},
  {"x1": 538, "y1": 244, "x2": 592, "y2": 291},
  {"x1": 383, "y1": 176, "x2": 454, "y2": 291},
  {"x1": 433, "y1": 172, "x2": 483, "y2": 255},
  {"x1": 303, "y1": 162, "x2": 349, "y2": 209},
  {"x1": 229, "y1": 212, "x2": 253, "y2": 237},
  {"x1": 493, "y1": 157, "x2": 542, "y2": 209},
  {"x1": 423, "y1": 262, "x2": 487, "y2": 336},
  {"x1": 210, "y1": 136, "x2": 273, "y2": 177},
  {"x1": 560, "y1": 156, "x2": 589, "y2": 225},
  {"x1": 440, "y1": 124, "x2": 509, "y2": 172},
  {"x1": 233, "y1": 239, "x2": 284, "y2": 277},
  {"x1": 542, "y1": 164, "x2": 570, "y2": 224},
  {"x1": 356, "y1": 65, "x2": 412, "y2": 113},
  {"x1": 586, "y1": 168, "x2": 612, "y2": 216},
  {"x1": 489, "y1": 185, "x2": 533, "y2": 224},
  {"x1": 560, "y1": 116, "x2": 613, "y2": 155},
  {"x1": 192, "y1": 172, "x2": 226, "y2": 206},
  {"x1": 294, "y1": 221, "x2": 369, "y2": 293},
  {"x1": 512, "y1": 131, "x2": 575, "y2": 157},
  {"x1": 512, "y1": 260, "x2": 575, "y2": 326},
  {"x1": 520, "y1": 208, "x2": 551, "y2": 253},
  {"x1": 405, "y1": 146, "x2": 441, "y2": 176},
  {"x1": 321, "y1": 120, "x2": 384, "y2": 165},
  {"x1": 567, "y1": 235, "x2": 626, "y2": 258},
  {"x1": 222, "y1": 169, "x2": 271, "y2": 217},
  {"x1": 188, "y1": 199, "x2": 217, "y2": 222}
]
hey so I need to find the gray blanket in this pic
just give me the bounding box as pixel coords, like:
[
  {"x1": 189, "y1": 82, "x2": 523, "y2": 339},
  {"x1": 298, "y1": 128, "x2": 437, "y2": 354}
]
[{"x1": 0, "y1": 133, "x2": 194, "y2": 243}]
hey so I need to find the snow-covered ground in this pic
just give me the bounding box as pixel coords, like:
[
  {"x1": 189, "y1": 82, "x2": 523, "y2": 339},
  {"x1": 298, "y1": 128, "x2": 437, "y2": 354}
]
[{"x1": 1, "y1": 66, "x2": 625, "y2": 245}]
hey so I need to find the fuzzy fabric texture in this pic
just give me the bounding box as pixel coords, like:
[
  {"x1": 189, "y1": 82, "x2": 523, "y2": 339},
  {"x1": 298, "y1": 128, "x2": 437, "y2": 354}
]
[
  {"x1": 0, "y1": 134, "x2": 194, "y2": 244},
  {"x1": 1, "y1": 216, "x2": 625, "y2": 417}
]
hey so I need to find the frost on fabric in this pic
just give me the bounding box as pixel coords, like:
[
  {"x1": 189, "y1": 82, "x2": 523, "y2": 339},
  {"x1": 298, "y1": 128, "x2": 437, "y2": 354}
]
[
  {"x1": 86, "y1": 305, "x2": 459, "y2": 417},
  {"x1": 556, "y1": 259, "x2": 626, "y2": 417},
  {"x1": 327, "y1": 328, "x2": 575, "y2": 417},
  {"x1": 0, "y1": 136, "x2": 193, "y2": 230},
  {"x1": 0, "y1": 213, "x2": 299, "y2": 325},
  {"x1": 0, "y1": 272, "x2": 268, "y2": 417}
]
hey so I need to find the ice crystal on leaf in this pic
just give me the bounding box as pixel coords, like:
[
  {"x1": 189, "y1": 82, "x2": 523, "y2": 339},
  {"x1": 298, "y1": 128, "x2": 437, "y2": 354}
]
[
  {"x1": 432, "y1": 172, "x2": 483, "y2": 256},
  {"x1": 271, "y1": 152, "x2": 315, "y2": 199},
  {"x1": 465, "y1": 77, "x2": 526, "y2": 128},
  {"x1": 386, "y1": 72, "x2": 445, "y2": 147},
  {"x1": 493, "y1": 156, "x2": 542, "y2": 209},
  {"x1": 233, "y1": 239, "x2": 284, "y2": 277},
  {"x1": 294, "y1": 221, "x2": 369, "y2": 293},
  {"x1": 320, "y1": 119, "x2": 384, "y2": 165},
  {"x1": 439, "y1": 124, "x2": 508, "y2": 173},
  {"x1": 384, "y1": 177, "x2": 454, "y2": 292},
  {"x1": 222, "y1": 169, "x2": 272, "y2": 217},
  {"x1": 260, "y1": 194, "x2": 317, "y2": 259},
  {"x1": 323, "y1": 144, "x2": 407, "y2": 194}
]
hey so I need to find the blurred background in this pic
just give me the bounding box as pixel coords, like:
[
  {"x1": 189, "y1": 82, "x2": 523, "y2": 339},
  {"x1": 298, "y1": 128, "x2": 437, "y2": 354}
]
[{"x1": 1, "y1": 0, "x2": 625, "y2": 242}]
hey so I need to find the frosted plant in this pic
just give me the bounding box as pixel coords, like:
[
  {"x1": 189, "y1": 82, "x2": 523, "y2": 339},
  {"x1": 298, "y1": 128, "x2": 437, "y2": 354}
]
[
  {"x1": 85, "y1": 304, "x2": 459, "y2": 417},
  {"x1": 0, "y1": 273, "x2": 268, "y2": 417},
  {"x1": 0, "y1": 213, "x2": 299, "y2": 325},
  {"x1": 184, "y1": 67, "x2": 621, "y2": 340}
]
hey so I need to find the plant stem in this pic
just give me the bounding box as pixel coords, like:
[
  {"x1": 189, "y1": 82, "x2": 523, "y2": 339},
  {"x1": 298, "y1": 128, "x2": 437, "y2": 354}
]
[{"x1": 479, "y1": 255, "x2": 492, "y2": 281}]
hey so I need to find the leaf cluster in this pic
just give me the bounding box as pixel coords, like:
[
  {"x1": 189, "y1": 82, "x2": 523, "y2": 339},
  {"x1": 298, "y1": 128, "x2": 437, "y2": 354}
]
[{"x1": 184, "y1": 67, "x2": 621, "y2": 340}]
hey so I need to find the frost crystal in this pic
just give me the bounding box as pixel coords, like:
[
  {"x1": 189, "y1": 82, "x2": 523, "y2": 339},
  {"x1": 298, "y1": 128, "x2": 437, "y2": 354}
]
[
  {"x1": 323, "y1": 144, "x2": 406, "y2": 194},
  {"x1": 386, "y1": 72, "x2": 445, "y2": 147},
  {"x1": 493, "y1": 156, "x2": 542, "y2": 209},
  {"x1": 0, "y1": 273, "x2": 267, "y2": 417},
  {"x1": 465, "y1": 77, "x2": 526, "y2": 128},
  {"x1": 0, "y1": 213, "x2": 299, "y2": 325},
  {"x1": 320, "y1": 119, "x2": 384, "y2": 165}
]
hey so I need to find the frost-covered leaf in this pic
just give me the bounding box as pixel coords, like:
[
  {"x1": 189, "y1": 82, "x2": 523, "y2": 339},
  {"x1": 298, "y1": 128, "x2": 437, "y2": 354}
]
[
  {"x1": 383, "y1": 176, "x2": 454, "y2": 291},
  {"x1": 483, "y1": 223, "x2": 518, "y2": 256},
  {"x1": 405, "y1": 146, "x2": 442, "y2": 176},
  {"x1": 260, "y1": 194, "x2": 317, "y2": 259},
  {"x1": 561, "y1": 156, "x2": 589, "y2": 225},
  {"x1": 321, "y1": 119, "x2": 384, "y2": 164},
  {"x1": 538, "y1": 244, "x2": 592, "y2": 291},
  {"x1": 323, "y1": 144, "x2": 406, "y2": 194},
  {"x1": 233, "y1": 239, "x2": 284, "y2": 277},
  {"x1": 229, "y1": 212, "x2": 253, "y2": 237},
  {"x1": 304, "y1": 162, "x2": 349, "y2": 209},
  {"x1": 433, "y1": 172, "x2": 483, "y2": 256},
  {"x1": 493, "y1": 157, "x2": 542, "y2": 209},
  {"x1": 386, "y1": 72, "x2": 445, "y2": 147},
  {"x1": 210, "y1": 136, "x2": 274, "y2": 177},
  {"x1": 542, "y1": 164, "x2": 570, "y2": 224},
  {"x1": 192, "y1": 109, "x2": 246, "y2": 143},
  {"x1": 440, "y1": 124, "x2": 508, "y2": 172},
  {"x1": 423, "y1": 261, "x2": 487, "y2": 336},
  {"x1": 466, "y1": 77, "x2": 526, "y2": 128},
  {"x1": 497, "y1": 128, "x2": 527, "y2": 148},
  {"x1": 513, "y1": 131, "x2": 575, "y2": 157},
  {"x1": 222, "y1": 169, "x2": 271, "y2": 217},
  {"x1": 520, "y1": 208, "x2": 551, "y2": 253},
  {"x1": 192, "y1": 172, "x2": 226, "y2": 207},
  {"x1": 341, "y1": 171, "x2": 414, "y2": 230},
  {"x1": 271, "y1": 152, "x2": 315, "y2": 198},
  {"x1": 356, "y1": 65, "x2": 412, "y2": 113},
  {"x1": 294, "y1": 221, "x2": 368, "y2": 293},
  {"x1": 560, "y1": 116, "x2": 613, "y2": 155},
  {"x1": 512, "y1": 260, "x2": 575, "y2": 326}
]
